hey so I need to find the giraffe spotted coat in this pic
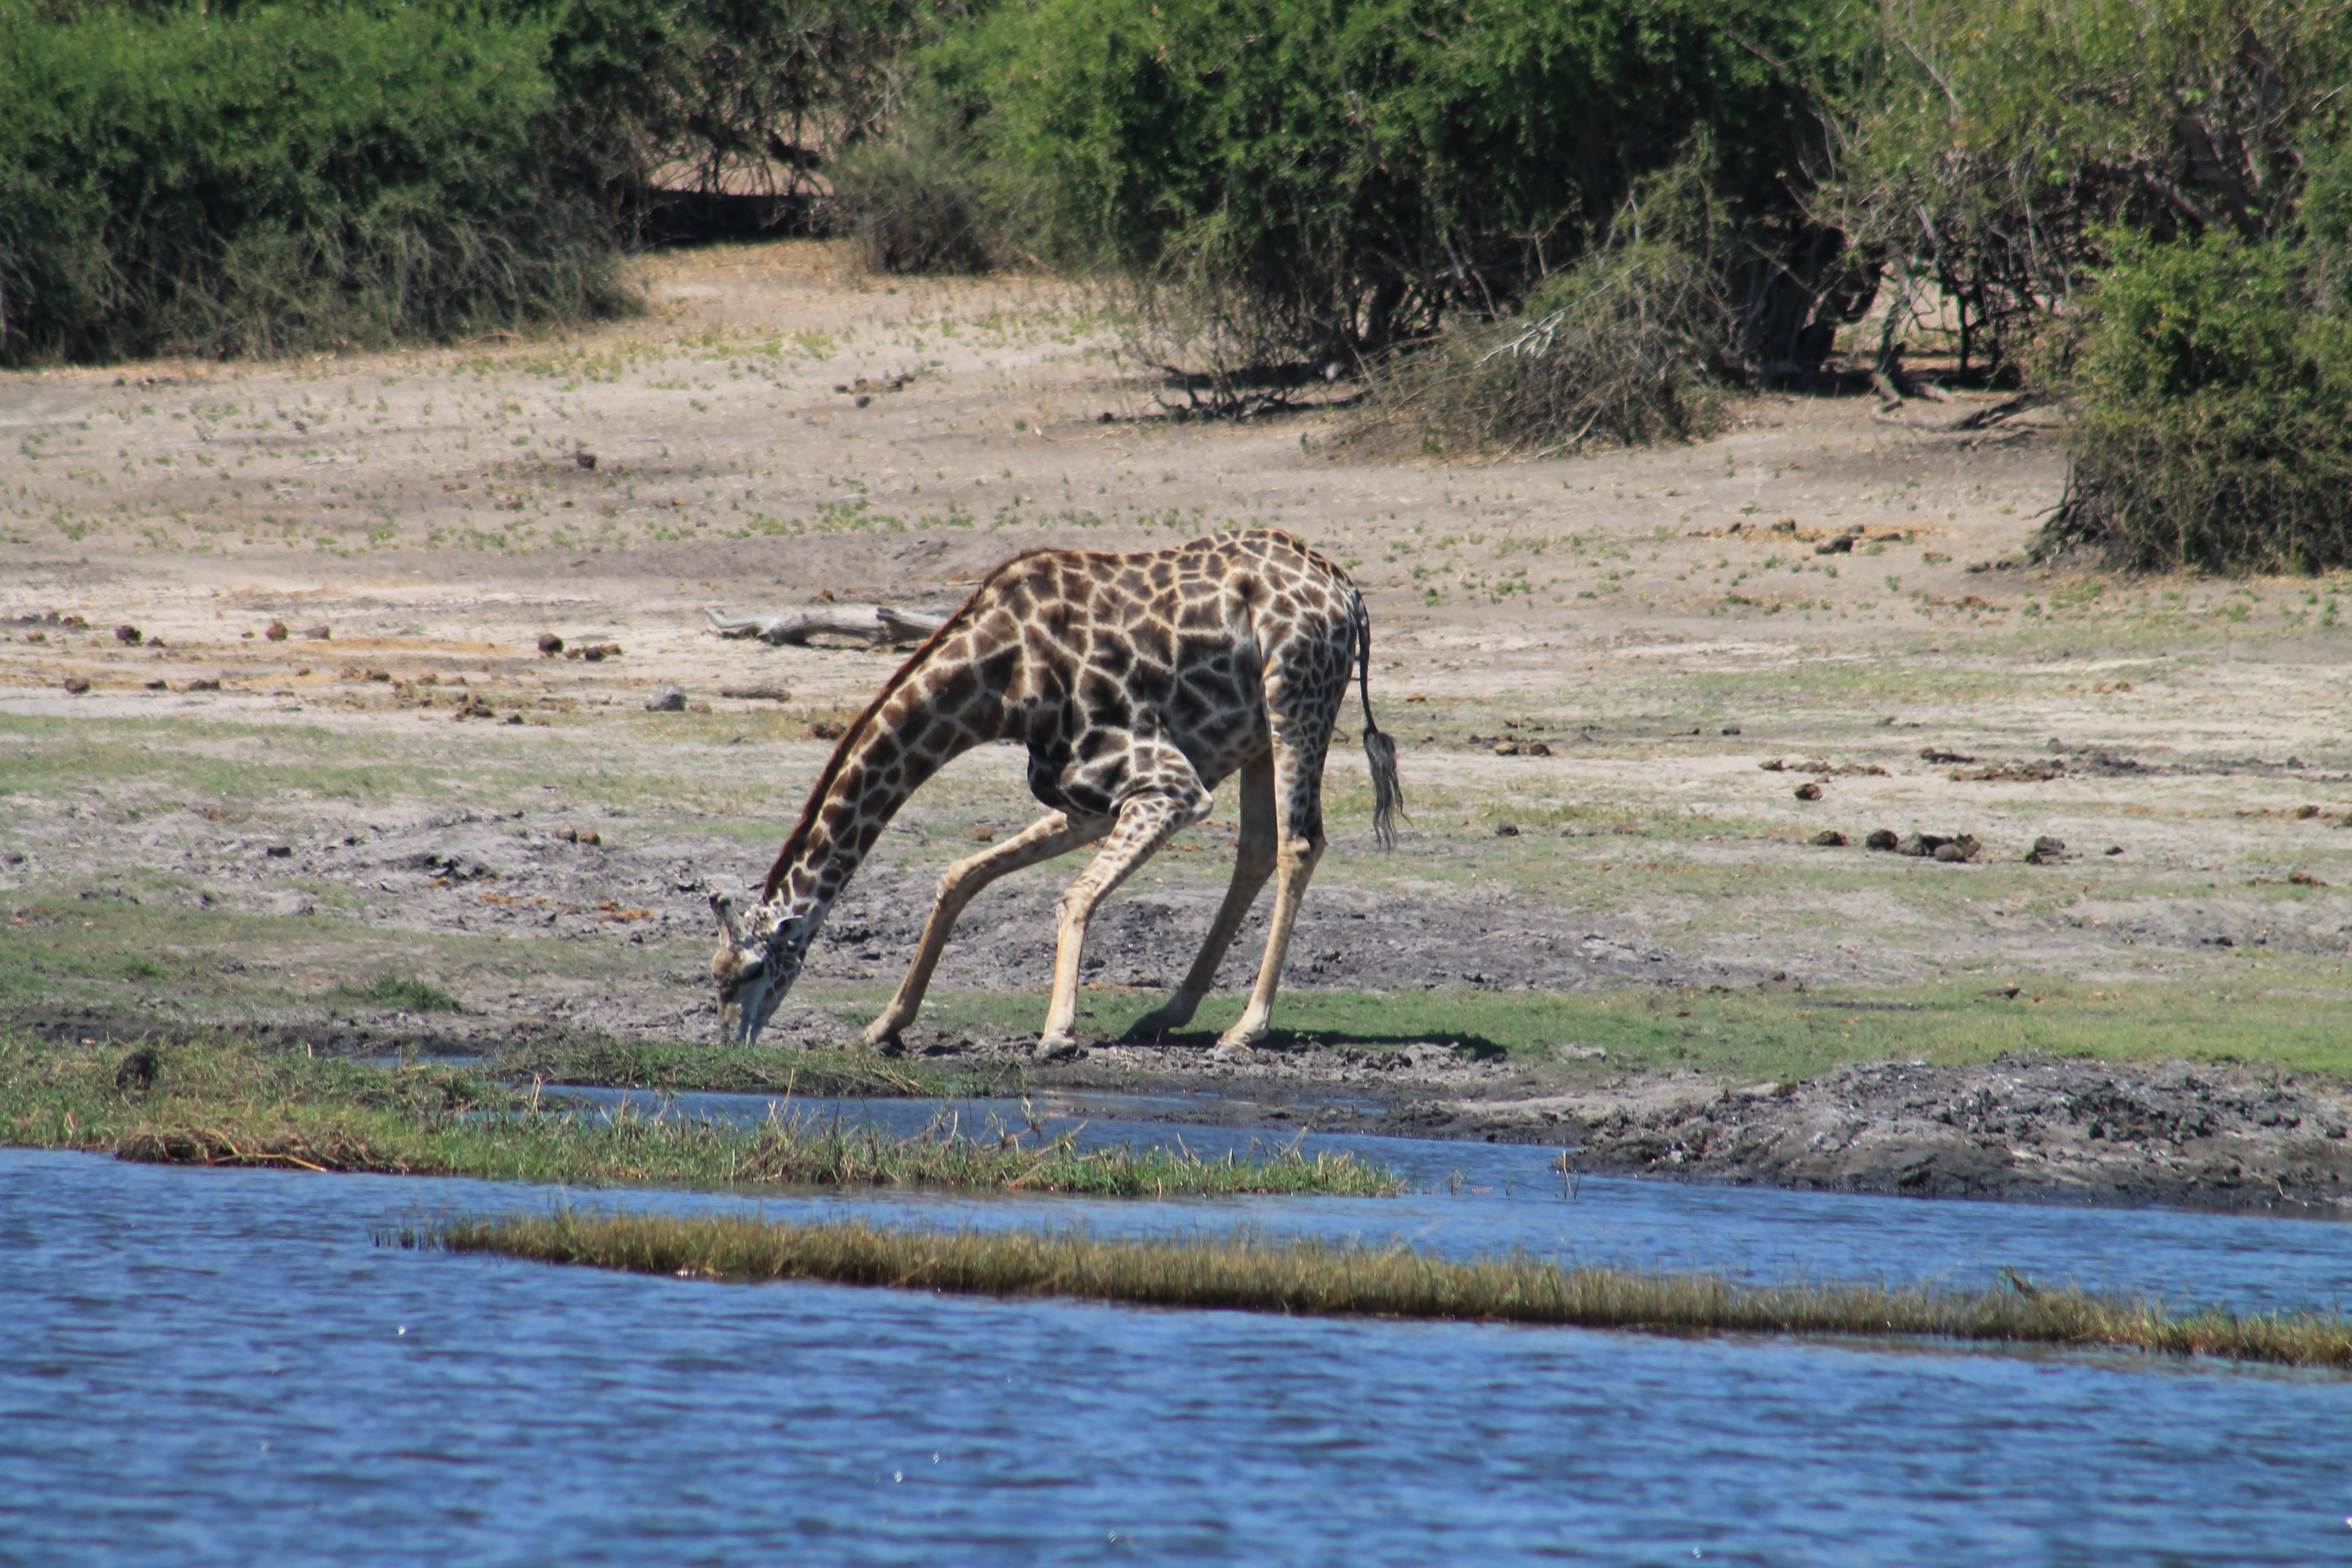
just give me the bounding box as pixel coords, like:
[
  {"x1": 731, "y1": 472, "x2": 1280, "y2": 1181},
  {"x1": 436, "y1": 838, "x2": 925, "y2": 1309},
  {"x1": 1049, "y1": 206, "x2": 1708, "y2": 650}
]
[{"x1": 710, "y1": 529, "x2": 1401, "y2": 1059}]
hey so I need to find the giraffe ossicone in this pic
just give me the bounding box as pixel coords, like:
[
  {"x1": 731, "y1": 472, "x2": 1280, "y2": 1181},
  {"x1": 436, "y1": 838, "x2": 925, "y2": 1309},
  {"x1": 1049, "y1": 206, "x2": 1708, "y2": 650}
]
[{"x1": 709, "y1": 529, "x2": 1402, "y2": 1060}]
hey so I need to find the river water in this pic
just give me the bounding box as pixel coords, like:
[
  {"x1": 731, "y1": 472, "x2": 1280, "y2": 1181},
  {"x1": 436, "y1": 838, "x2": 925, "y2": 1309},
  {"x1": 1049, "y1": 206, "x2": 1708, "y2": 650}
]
[{"x1": 6, "y1": 1092, "x2": 2351, "y2": 1565}]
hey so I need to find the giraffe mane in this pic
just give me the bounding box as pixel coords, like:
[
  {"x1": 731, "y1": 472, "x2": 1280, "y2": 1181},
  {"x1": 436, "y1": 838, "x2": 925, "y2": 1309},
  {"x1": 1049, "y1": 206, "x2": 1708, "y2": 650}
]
[{"x1": 758, "y1": 556, "x2": 1050, "y2": 903}]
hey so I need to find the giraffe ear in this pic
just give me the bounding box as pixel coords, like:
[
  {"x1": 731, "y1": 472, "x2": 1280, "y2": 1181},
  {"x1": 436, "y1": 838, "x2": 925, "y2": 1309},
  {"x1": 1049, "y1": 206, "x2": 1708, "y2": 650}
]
[{"x1": 709, "y1": 889, "x2": 748, "y2": 949}]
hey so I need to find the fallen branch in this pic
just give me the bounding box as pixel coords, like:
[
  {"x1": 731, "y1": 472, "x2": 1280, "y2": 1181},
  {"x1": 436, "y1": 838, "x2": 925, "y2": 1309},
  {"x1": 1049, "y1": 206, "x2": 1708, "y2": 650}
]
[{"x1": 706, "y1": 605, "x2": 948, "y2": 647}]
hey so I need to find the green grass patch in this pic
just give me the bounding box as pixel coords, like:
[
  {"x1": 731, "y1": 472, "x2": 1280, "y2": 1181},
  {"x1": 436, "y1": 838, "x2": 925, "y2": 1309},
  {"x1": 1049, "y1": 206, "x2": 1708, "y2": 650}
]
[
  {"x1": 1, "y1": 1032, "x2": 1399, "y2": 1197},
  {"x1": 420, "y1": 1210, "x2": 2352, "y2": 1371},
  {"x1": 494, "y1": 1035, "x2": 1008, "y2": 1099},
  {"x1": 328, "y1": 976, "x2": 462, "y2": 1012},
  {"x1": 905, "y1": 980, "x2": 2352, "y2": 1082}
]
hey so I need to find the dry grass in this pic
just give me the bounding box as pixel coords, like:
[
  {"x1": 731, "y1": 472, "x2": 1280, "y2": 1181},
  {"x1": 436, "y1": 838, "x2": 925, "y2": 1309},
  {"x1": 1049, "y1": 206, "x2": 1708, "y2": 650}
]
[{"x1": 428, "y1": 1210, "x2": 2352, "y2": 1370}]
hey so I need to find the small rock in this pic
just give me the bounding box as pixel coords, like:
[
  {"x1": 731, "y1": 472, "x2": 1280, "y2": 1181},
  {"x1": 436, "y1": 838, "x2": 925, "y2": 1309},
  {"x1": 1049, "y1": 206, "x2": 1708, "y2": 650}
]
[
  {"x1": 264, "y1": 620, "x2": 288, "y2": 641},
  {"x1": 1553, "y1": 1043, "x2": 1608, "y2": 1061},
  {"x1": 2025, "y1": 835, "x2": 2068, "y2": 864},
  {"x1": 1813, "y1": 534, "x2": 1855, "y2": 554},
  {"x1": 62, "y1": 676, "x2": 91, "y2": 694},
  {"x1": 1523, "y1": 741, "x2": 1553, "y2": 756},
  {"x1": 1811, "y1": 829, "x2": 1847, "y2": 846},
  {"x1": 578, "y1": 829, "x2": 601, "y2": 847},
  {"x1": 1495, "y1": 823, "x2": 1521, "y2": 837},
  {"x1": 2105, "y1": 845, "x2": 2125, "y2": 856},
  {"x1": 144, "y1": 678, "x2": 166, "y2": 690},
  {"x1": 1865, "y1": 829, "x2": 1899, "y2": 851},
  {"x1": 1794, "y1": 781, "x2": 1823, "y2": 801},
  {"x1": 854, "y1": 394, "x2": 872, "y2": 408},
  {"x1": 644, "y1": 683, "x2": 687, "y2": 712},
  {"x1": 1493, "y1": 741, "x2": 1521, "y2": 756},
  {"x1": 302, "y1": 625, "x2": 331, "y2": 640},
  {"x1": 114, "y1": 624, "x2": 141, "y2": 645},
  {"x1": 810, "y1": 720, "x2": 847, "y2": 740},
  {"x1": 1932, "y1": 842, "x2": 1969, "y2": 862},
  {"x1": 2295, "y1": 804, "x2": 2320, "y2": 820},
  {"x1": 537, "y1": 633, "x2": 564, "y2": 656},
  {"x1": 575, "y1": 453, "x2": 597, "y2": 471},
  {"x1": 1721, "y1": 725, "x2": 1741, "y2": 736}
]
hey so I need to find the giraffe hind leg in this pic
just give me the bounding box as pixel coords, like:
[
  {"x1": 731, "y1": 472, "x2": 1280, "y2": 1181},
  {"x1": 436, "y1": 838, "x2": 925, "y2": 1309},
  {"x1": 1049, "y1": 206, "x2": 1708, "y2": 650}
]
[
  {"x1": 863, "y1": 811, "x2": 1105, "y2": 1050},
  {"x1": 1123, "y1": 750, "x2": 1276, "y2": 1041},
  {"x1": 1216, "y1": 722, "x2": 1331, "y2": 1056}
]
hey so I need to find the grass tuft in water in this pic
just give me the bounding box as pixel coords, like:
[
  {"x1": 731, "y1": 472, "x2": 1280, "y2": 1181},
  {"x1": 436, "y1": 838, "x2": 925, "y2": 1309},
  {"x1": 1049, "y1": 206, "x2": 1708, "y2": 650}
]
[
  {"x1": 428, "y1": 1210, "x2": 2352, "y2": 1370},
  {"x1": 1, "y1": 1033, "x2": 1398, "y2": 1197}
]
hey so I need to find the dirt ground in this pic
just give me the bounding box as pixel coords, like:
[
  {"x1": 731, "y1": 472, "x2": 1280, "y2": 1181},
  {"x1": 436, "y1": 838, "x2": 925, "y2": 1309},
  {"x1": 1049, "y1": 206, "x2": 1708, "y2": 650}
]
[{"x1": 8, "y1": 240, "x2": 2352, "y2": 1212}]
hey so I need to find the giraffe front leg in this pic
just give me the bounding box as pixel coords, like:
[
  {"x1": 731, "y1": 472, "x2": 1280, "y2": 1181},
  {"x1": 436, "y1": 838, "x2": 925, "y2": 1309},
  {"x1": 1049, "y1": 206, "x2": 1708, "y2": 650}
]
[
  {"x1": 1038, "y1": 787, "x2": 1205, "y2": 1060},
  {"x1": 1123, "y1": 752, "x2": 1276, "y2": 1041},
  {"x1": 862, "y1": 812, "x2": 1103, "y2": 1051}
]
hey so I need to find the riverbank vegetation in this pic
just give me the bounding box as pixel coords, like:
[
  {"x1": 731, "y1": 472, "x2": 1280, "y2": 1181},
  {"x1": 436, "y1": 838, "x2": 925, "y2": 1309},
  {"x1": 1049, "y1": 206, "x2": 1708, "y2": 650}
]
[
  {"x1": 0, "y1": 1032, "x2": 1401, "y2": 1196},
  {"x1": 424, "y1": 1208, "x2": 2352, "y2": 1370},
  {"x1": 8, "y1": 0, "x2": 2350, "y2": 561}
]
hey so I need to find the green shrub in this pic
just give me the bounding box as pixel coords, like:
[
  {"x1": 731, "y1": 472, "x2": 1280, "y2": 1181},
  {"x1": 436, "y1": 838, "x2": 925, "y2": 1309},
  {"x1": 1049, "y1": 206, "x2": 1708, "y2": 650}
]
[
  {"x1": 0, "y1": 2, "x2": 632, "y2": 363},
  {"x1": 535, "y1": 0, "x2": 946, "y2": 217},
  {"x1": 1837, "y1": 0, "x2": 2352, "y2": 377},
  {"x1": 2041, "y1": 232, "x2": 2352, "y2": 573},
  {"x1": 948, "y1": 0, "x2": 1856, "y2": 359},
  {"x1": 826, "y1": 106, "x2": 1000, "y2": 272}
]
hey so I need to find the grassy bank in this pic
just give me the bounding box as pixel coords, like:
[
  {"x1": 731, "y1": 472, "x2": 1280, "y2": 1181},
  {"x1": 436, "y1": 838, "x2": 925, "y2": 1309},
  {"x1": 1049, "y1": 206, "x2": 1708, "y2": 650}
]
[
  {"x1": 424, "y1": 1209, "x2": 2352, "y2": 1370},
  {"x1": 896, "y1": 979, "x2": 2352, "y2": 1082},
  {"x1": 0, "y1": 1033, "x2": 1399, "y2": 1197}
]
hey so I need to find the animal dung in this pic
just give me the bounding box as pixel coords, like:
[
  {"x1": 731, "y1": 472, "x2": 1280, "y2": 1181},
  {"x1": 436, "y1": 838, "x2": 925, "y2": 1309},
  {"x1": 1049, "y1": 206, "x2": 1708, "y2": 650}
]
[
  {"x1": 809, "y1": 720, "x2": 846, "y2": 740},
  {"x1": 114, "y1": 623, "x2": 141, "y2": 644},
  {"x1": 537, "y1": 633, "x2": 564, "y2": 656},
  {"x1": 302, "y1": 624, "x2": 332, "y2": 640},
  {"x1": 1864, "y1": 829, "x2": 1899, "y2": 850},
  {"x1": 1793, "y1": 782, "x2": 1823, "y2": 801},
  {"x1": 574, "y1": 452, "x2": 597, "y2": 470},
  {"x1": 1811, "y1": 829, "x2": 1847, "y2": 846},
  {"x1": 265, "y1": 620, "x2": 288, "y2": 641},
  {"x1": 2025, "y1": 835, "x2": 2069, "y2": 864},
  {"x1": 62, "y1": 676, "x2": 90, "y2": 694},
  {"x1": 564, "y1": 643, "x2": 622, "y2": 661}
]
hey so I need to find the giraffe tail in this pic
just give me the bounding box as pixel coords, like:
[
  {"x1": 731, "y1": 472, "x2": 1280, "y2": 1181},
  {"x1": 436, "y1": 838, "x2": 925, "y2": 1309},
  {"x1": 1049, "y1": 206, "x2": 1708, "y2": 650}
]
[{"x1": 1354, "y1": 595, "x2": 1404, "y2": 850}]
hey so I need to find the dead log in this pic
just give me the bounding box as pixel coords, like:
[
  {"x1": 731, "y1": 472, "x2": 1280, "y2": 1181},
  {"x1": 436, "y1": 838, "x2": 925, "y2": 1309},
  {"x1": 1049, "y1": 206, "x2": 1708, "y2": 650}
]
[{"x1": 705, "y1": 605, "x2": 948, "y2": 647}]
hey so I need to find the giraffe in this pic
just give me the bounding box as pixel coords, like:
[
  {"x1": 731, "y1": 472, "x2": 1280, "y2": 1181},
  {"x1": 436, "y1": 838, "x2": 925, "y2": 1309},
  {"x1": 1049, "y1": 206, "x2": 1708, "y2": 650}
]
[{"x1": 708, "y1": 529, "x2": 1403, "y2": 1061}]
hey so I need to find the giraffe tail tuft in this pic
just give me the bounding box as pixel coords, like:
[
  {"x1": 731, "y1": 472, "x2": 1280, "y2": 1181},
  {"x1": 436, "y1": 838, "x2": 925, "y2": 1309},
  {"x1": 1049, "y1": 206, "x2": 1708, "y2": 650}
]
[{"x1": 1354, "y1": 596, "x2": 1404, "y2": 850}]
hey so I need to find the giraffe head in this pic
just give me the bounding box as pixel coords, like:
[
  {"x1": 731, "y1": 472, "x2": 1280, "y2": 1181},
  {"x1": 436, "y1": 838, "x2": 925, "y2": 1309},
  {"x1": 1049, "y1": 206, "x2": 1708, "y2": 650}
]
[{"x1": 709, "y1": 890, "x2": 815, "y2": 1045}]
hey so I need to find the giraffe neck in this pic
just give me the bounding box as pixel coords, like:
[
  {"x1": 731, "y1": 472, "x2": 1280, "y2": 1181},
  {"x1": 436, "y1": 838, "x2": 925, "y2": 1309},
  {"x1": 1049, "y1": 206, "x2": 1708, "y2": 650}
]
[{"x1": 760, "y1": 676, "x2": 1001, "y2": 939}]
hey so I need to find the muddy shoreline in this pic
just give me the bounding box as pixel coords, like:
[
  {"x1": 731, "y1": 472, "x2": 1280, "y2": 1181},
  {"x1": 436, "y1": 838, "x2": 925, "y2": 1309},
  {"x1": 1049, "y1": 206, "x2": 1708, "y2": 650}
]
[{"x1": 21, "y1": 1004, "x2": 2350, "y2": 1217}]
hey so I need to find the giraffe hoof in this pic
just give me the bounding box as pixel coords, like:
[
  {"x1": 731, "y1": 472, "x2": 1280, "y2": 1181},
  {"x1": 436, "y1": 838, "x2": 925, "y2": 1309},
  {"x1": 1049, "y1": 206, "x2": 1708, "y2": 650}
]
[
  {"x1": 1209, "y1": 1041, "x2": 1254, "y2": 1064},
  {"x1": 1033, "y1": 1034, "x2": 1087, "y2": 1063}
]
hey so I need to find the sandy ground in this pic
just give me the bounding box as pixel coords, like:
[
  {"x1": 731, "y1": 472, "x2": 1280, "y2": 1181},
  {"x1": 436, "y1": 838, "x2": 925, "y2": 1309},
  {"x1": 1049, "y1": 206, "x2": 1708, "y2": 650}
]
[{"x1": 8, "y1": 239, "x2": 2352, "y2": 1211}]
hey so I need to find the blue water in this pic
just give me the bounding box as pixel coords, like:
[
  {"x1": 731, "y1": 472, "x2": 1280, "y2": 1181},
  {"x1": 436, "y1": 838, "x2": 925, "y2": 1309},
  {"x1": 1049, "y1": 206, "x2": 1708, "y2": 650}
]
[{"x1": 7, "y1": 1104, "x2": 2352, "y2": 1565}]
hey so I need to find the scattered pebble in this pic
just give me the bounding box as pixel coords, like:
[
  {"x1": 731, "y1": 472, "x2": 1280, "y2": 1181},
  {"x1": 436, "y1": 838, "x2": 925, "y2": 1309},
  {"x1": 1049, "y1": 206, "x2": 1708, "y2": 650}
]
[{"x1": 644, "y1": 683, "x2": 687, "y2": 712}]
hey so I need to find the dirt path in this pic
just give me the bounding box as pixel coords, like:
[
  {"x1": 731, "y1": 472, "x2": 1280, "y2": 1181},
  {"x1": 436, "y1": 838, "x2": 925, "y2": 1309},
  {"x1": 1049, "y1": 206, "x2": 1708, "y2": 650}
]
[{"x1": 7, "y1": 239, "x2": 2352, "y2": 1214}]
